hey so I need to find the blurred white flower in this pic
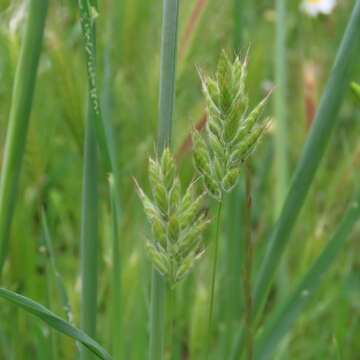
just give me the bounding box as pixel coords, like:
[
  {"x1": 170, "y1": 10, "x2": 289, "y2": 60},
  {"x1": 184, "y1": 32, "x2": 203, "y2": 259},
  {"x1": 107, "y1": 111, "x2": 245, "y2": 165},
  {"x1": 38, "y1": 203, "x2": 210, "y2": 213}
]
[
  {"x1": 301, "y1": 0, "x2": 337, "y2": 17},
  {"x1": 9, "y1": 2, "x2": 27, "y2": 35}
]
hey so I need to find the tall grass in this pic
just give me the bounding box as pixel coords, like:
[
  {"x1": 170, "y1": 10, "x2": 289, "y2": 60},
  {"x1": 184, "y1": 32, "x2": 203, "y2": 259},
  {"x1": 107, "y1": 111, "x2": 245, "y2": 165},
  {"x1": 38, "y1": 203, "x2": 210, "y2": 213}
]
[
  {"x1": 149, "y1": 1, "x2": 179, "y2": 360},
  {"x1": 78, "y1": 1, "x2": 100, "y2": 359},
  {"x1": 231, "y1": 1, "x2": 360, "y2": 356},
  {"x1": 252, "y1": 0, "x2": 360, "y2": 320},
  {"x1": 0, "y1": 0, "x2": 49, "y2": 272},
  {"x1": 254, "y1": 186, "x2": 360, "y2": 360},
  {"x1": 0, "y1": 1, "x2": 359, "y2": 359}
]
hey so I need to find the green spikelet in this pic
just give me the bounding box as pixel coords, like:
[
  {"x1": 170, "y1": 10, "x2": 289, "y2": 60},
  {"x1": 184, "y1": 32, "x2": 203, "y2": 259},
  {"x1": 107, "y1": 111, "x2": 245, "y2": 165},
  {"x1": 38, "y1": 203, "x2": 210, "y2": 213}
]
[
  {"x1": 192, "y1": 51, "x2": 272, "y2": 199},
  {"x1": 136, "y1": 148, "x2": 210, "y2": 286}
]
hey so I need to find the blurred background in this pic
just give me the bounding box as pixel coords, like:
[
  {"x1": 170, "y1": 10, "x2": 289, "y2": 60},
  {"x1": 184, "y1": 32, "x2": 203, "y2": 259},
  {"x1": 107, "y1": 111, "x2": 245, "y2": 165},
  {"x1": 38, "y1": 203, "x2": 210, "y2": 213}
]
[{"x1": 0, "y1": 0, "x2": 359, "y2": 359}]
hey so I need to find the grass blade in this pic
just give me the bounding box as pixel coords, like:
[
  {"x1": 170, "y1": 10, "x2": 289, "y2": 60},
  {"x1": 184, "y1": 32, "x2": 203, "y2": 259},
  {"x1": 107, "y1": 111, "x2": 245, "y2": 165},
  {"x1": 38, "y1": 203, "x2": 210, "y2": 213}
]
[
  {"x1": 274, "y1": 0, "x2": 288, "y2": 214},
  {"x1": 109, "y1": 176, "x2": 123, "y2": 359},
  {"x1": 0, "y1": 288, "x2": 112, "y2": 360},
  {"x1": 254, "y1": 187, "x2": 360, "y2": 360},
  {"x1": 252, "y1": 0, "x2": 360, "y2": 321},
  {"x1": 156, "y1": 0, "x2": 179, "y2": 153},
  {"x1": 78, "y1": 1, "x2": 100, "y2": 359},
  {"x1": 0, "y1": 0, "x2": 49, "y2": 272},
  {"x1": 41, "y1": 211, "x2": 75, "y2": 325},
  {"x1": 80, "y1": 104, "x2": 99, "y2": 360},
  {"x1": 149, "y1": 1, "x2": 179, "y2": 360},
  {"x1": 78, "y1": 0, "x2": 112, "y2": 171}
]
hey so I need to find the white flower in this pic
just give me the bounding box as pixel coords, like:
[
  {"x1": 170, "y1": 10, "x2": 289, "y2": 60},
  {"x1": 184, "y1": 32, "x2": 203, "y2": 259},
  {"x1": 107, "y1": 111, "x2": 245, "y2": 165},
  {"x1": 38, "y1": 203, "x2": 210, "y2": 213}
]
[{"x1": 300, "y1": 0, "x2": 337, "y2": 17}]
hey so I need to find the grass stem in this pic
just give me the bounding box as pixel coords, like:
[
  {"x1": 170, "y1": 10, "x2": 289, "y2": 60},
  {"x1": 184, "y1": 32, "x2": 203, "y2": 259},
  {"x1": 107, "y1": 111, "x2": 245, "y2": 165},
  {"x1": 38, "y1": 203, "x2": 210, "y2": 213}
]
[
  {"x1": 243, "y1": 166, "x2": 253, "y2": 360},
  {"x1": 205, "y1": 197, "x2": 223, "y2": 360},
  {"x1": 274, "y1": 0, "x2": 288, "y2": 215},
  {"x1": 0, "y1": 0, "x2": 49, "y2": 272},
  {"x1": 149, "y1": 1, "x2": 179, "y2": 360}
]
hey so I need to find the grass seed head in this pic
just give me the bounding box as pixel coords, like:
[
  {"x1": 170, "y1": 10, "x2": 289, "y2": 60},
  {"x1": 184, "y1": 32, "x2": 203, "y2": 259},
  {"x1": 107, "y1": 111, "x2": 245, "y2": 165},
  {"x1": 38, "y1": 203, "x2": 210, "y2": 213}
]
[
  {"x1": 193, "y1": 51, "x2": 272, "y2": 200},
  {"x1": 136, "y1": 148, "x2": 209, "y2": 286}
]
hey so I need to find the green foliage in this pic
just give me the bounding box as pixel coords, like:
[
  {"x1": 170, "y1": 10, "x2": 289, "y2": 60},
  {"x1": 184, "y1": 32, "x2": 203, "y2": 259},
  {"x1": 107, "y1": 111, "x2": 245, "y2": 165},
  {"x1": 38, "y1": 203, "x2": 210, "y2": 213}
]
[{"x1": 0, "y1": 288, "x2": 112, "y2": 360}]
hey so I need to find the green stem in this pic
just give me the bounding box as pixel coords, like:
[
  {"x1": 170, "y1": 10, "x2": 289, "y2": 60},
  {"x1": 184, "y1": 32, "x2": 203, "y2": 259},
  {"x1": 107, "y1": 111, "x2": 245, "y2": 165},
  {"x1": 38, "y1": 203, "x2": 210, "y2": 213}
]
[
  {"x1": 243, "y1": 166, "x2": 253, "y2": 360},
  {"x1": 233, "y1": 0, "x2": 243, "y2": 52},
  {"x1": 80, "y1": 106, "x2": 99, "y2": 360},
  {"x1": 205, "y1": 197, "x2": 223, "y2": 360},
  {"x1": 157, "y1": 0, "x2": 180, "y2": 153},
  {"x1": 149, "y1": 270, "x2": 166, "y2": 360},
  {"x1": 109, "y1": 178, "x2": 122, "y2": 360},
  {"x1": 274, "y1": 0, "x2": 288, "y2": 216},
  {"x1": 0, "y1": 0, "x2": 49, "y2": 273},
  {"x1": 149, "y1": 1, "x2": 179, "y2": 360},
  {"x1": 80, "y1": 2, "x2": 99, "y2": 358}
]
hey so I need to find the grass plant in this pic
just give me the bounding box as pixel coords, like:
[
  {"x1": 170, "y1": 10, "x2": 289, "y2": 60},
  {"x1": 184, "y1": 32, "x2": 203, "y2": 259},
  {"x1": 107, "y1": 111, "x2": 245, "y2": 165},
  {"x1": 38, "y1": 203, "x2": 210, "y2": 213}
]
[
  {"x1": 0, "y1": 0, "x2": 49, "y2": 272},
  {"x1": 0, "y1": 1, "x2": 359, "y2": 359}
]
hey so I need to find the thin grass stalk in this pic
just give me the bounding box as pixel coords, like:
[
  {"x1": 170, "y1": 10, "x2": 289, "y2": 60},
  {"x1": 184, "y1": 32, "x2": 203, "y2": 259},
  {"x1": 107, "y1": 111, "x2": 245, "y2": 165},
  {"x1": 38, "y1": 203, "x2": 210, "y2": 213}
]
[
  {"x1": 254, "y1": 186, "x2": 360, "y2": 360},
  {"x1": 149, "y1": 1, "x2": 179, "y2": 360},
  {"x1": 222, "y1": 184, "x2": 245, "y2": 356},
  {"x1": 156, "y1": 0, "x2": 179, "y2": 153},
  {"x1": 233, "y1": 0, "x2": 243, "y2": 52},
  {"x1": 243, "y1": 166, "x2": 253, "y2": 360},
  {"x1": 0, "y1": 0, "x2": 49, "y2": 272},
  {"x1": 205, "y1": 197, "x2": 223, "y2": 360},
  {"x1": 78, "y1": 0, "x2": 112, "y2": 172},
  {"x1": 80, "y1": 106, "x2": 99, "y2": 360},
  {"x1": 252, "y1": 0, "x2": 360, "y2": 321},
  {"x1": 109, "y1": 177, "x2": 122, "y2": 360},
  {"x1": 274, "y1": 0, "x2": 288, "y2": 215},
  {"x1": 41, "y1": 211, "x2": 75, "y2": 325},
  {"x1": 80, "y1": 2, "x2": 99, "y2": 357}
]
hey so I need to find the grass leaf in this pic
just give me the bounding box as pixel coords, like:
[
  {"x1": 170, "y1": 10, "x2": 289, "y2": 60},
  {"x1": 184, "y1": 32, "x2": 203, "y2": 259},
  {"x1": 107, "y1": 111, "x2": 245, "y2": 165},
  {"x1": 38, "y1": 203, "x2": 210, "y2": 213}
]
[
  {"x1": 254, "y1": 187, "x2": 360, "y2": 360},
  {"x1": 0, "y1": 288, "x2": 112, "y2": 360}
]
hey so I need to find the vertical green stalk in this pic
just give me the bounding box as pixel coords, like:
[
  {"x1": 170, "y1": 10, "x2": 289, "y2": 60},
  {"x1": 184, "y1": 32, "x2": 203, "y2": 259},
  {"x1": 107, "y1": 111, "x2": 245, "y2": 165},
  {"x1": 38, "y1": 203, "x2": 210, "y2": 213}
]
[
  {"x1": 80, "y1": 108, "x2": 99, "y2": 360},
  {"x1": 0, "y1": 0, "x2": 48, "y2": 272},
  {"x1": 274, "y1": 0, "x2": 288, "y2": 215},
  {"x1": 80, "y1": 2, "x2": 99, "y2": 359},
  {"x1": 205, "y1": 197, "x2": 223, "y2": 360},
  {"x1": 149, "y1": 1, "x2": 179, "y2": 360},
  {"x1": 156, "y1": 0, "x2": 179, "y2": 153},
  {"x1": 102, "y1": 4, "x2": 124, "y2": 355},
  {"x1": 109, "y1": 177, "x2": 122, "y2": 360},
  {"x1": 233, "y1": 0, "x2": 243, "y2": 52},
  {"x1": 243, "y1": 167, "x2": 253, "y2": 360}
]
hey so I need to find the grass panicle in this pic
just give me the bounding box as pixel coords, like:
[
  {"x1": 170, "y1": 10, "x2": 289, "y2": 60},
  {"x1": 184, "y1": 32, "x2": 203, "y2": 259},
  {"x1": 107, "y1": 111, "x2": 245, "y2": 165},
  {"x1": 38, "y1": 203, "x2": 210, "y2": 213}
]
[
  {"x1": 136, "y1": 149, "x2": 209, "y2": 286},
  {"x1": 193, "y1": 51, "x2": 272, "y2": 201}
]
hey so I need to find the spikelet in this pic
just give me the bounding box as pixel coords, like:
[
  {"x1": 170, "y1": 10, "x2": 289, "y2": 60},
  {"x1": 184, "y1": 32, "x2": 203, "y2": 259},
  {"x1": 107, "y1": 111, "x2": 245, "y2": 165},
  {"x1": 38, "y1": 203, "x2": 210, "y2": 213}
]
[
  {"x1": 136, "y1": 148, "x2": 210, "y2": 287},
  {"x1": 193, "y1": 51, "x2": 272, "y2": 199}
]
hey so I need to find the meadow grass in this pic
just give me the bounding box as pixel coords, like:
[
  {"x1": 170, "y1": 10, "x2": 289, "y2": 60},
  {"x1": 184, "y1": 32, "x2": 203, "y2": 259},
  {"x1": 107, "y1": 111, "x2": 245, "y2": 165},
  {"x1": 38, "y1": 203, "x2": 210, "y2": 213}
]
[{"x1": 0, "y1": 1, "x2": 359, "y2": 360}]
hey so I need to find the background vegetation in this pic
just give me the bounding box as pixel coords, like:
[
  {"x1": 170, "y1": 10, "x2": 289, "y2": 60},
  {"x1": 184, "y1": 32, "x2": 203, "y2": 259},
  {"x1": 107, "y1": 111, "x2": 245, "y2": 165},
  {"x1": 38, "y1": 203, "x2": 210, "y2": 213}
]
[{"x1": 0, "y1": 0, "x2": 359, "y2": 359}]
